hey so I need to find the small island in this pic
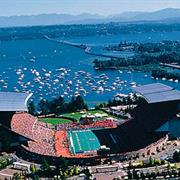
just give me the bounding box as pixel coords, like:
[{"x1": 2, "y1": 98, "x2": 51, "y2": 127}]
[{"x1": 93, "y1": 40, "x2": 180, "y2": 81}]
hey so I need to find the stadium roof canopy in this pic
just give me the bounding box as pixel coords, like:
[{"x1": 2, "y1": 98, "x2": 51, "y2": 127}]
[
  {"x1": 132, "y1": 83, "x2": 180, "y2": 104},
  {"x1": 0, "y1": 92, "x2": 32, "y2": 111}
]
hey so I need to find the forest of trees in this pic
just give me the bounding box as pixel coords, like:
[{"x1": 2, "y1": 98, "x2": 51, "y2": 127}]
[
  {"x1": 94, "y1": 41, "x2": 180, "y2": 70},
  {"x1": 28, "y1": 95, "x2": 88, "y2": 115},
  {"x1": 152, "y1": 69, "x2": 180, "y2": 80},
  {"x1": 105, "y1": 41, "x2": 180, "y2": 53},
  {"x1": 93, "y1": 52, "x2": 180, "y2": 70}
]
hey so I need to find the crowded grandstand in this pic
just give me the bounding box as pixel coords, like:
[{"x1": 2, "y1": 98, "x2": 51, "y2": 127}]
[{"x1": 11, "y1": 112, "x2": 116, "y2": 158}]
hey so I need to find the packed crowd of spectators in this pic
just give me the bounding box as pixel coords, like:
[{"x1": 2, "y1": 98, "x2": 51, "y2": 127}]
[
  {"x1": 55, "y1": 131, "x2": 70, "y2": 157},
  {"x1": 11, "y1": 112, "x2": 55, "y2": 143},
  {"x1": 22, "y1": 140, "x2": 56, "y2": 156},
  {"x1": 93, "y1": 119, "x2": 116, "y2": 128},
  {"x1": 33, "y1": 121, "x2": 55, "y2": 144},
  {"x1": 55, "y1": 122, "x2": 77, "y2": 131},
  {"x1": 56, "y1": 119, "x2": 116, "y2": 131},
  {"x1": 11, "y1": 112, "x2": 56, "y2": 156},
  {"x1": 11, "y1": 112, "x2": 37, "y2": 139}
]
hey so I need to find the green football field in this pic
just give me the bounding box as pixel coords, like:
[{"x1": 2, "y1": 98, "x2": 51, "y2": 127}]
[
  {"x1": 62, "y1": 110, "x2": 115, "y2": 122},
  {"x1": 39, "y1": 118, "x2": 72, "y2": 125},
  {"x1": 39, "y1": 110, "x2": 116, "y2": 125},
  {"x1": 67, "y1": 130, "x2": 101, "y2": 154}
]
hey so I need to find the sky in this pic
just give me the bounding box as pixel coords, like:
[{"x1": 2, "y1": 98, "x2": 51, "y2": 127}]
[{"x1": 0, "y1": 0, "x2": 180, "y2": 16}]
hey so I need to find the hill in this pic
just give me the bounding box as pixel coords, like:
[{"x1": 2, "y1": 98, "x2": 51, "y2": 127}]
[{"x1": 0, "y1": 8, "x2": 180, "y2": 27}]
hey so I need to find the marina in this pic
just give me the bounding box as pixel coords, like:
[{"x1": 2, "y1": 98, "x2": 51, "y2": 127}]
[{"x1": 0, "y1": 31, "x2": 180, "y2": 106}]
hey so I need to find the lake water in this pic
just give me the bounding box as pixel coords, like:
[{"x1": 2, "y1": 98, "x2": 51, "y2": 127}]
[{"x1": 0, "y1": 30, "x2": 179, "y2": 106}]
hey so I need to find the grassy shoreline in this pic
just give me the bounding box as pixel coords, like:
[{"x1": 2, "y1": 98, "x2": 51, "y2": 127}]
[{"x1": 94, "y1": 63, "x2": 161, "y2": 72}]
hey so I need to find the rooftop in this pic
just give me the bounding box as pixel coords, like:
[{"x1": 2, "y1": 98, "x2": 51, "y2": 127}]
[
  {"x1": 0, "y1": 92, "x2": 32, "y2": 111},
  {"x1": 132, "y1": 83, "x2": 180, "y2": 104}
]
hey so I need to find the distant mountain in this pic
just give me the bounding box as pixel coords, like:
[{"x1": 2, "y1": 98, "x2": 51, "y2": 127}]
[
  {"x1": 120, "y1": 8, "x2": 180, "y2": 22},
  {"x1": 0, "y1": 13, "x2": 104, "y2": 27},
  {"x1": 67, "y1": 8, "x2": 180, "y2": 24},
  {"x1": 108, "y1": 11, "x2": 143, "y2": 20},
  {"x1": 0, "y1": 8, "x2": 180, "y2": 27}
]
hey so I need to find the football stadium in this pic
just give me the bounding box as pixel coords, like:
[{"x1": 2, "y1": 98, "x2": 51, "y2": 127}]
[{"x1": 0, "y1": 83, "x2": 180, "y2": 164}]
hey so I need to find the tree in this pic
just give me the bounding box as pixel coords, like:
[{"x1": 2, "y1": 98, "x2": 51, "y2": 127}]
[
  {"x1": 167, "y1": 162, "x2": 171, "y2": 170},
  {"x1": 75, "y1": 95, "x2": 88, "y2": 110},
  {"x1": 83, "y1": 168, "x2": 91, "y2": 179},
  {"x1": 140, "y1": 171, "x2": 145, "y2": 179},
  {"x1": 12, "y1": 172, "x2": 22, "y2": 180},
  {"x1": 128, "y1": 170, "x2": 133, "y2": 179},
  {"x1": 38, "y1": 99, "x2": 50, "y2": 115},
  {"x1": 67, "y1": 97, "x2": 76, "y2": 112},
  {"x1": 41, "y1": 159, "x2": 51, "y2": 171},
  {"x1": 49, "y1": 96, "x2": 65, "y2": 114},
  {"x1": 149, "y1": 156, "x2": 155, "y2": 166},
  {"x1": 132, "y1": 169, "x2": 137, "y2": 179},
  {"x1": 150, "y1": 172, "x2": 157, "y2": 179},
  {"x1": 173, "y1": 150, "x2": 180, "y2": 162},
  {"x1": 49, "y1": 99, "x2": 58, "y2": 114},
  {"x1": 56, "y1": 96, "x2": 65, "y2": 113},
  {"x1": 146, "y1": 171, "x2": 150, "y2": 179},
  {"x1": 74, "y1": 166, "x2": 79, "y2": 175},
  {"x1": 128, "y1": 161, "x2": 132, "y2": 167},
  {"x1": 28, "y1": 101, "x2": 36, "y2": 115},
  {"x1": 168, "y1": 170, "x2": 172, "y2": 177},
  {"x1": 59, "y1": 156, "x2": 68, "y2": 170},
  {"x1": 30, "y1": 164, "x2": 38, "y2": 173},
  {"x1": 155, "y1": 159, "x2": 161, "y2": 165},
  {"x1": 139, "y1": 160, "x2": 144, "y2": 167},
  {"x1": 69, "y1": 168, "x2": 74, "y2": 176},
  {"x1": 174, "y1": 163, "x2": 179, "y2": 170}
]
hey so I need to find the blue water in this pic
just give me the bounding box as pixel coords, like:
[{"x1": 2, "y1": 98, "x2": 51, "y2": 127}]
[
  {"x1": 0, "y1": 31, "x2": 179, "y2": 106},
  {"x1": 65, "y1": 31, "x2": 180, "y2": 45}
]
